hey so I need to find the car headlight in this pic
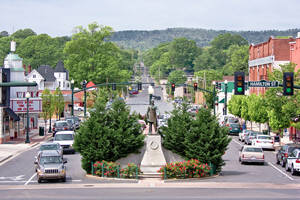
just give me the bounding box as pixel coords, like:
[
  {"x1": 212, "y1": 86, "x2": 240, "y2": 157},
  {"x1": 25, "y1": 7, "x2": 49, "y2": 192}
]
[{"x1": 38, "y1": 166, "x2": 45, "y2": 173}]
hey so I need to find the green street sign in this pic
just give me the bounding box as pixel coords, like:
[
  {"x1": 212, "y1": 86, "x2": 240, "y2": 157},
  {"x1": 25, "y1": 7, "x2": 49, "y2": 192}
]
[{"x1": 248, "y1": 80, "x2": 279, "y2": 88}]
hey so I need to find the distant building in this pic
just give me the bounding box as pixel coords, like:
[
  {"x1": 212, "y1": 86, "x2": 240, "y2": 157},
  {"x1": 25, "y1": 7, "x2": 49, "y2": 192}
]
[
  {"x1": 26, "y1": 61, "x2": 71, "y2": 91},
  {"x1": 248, "y1": 36, "x2": 294, "y2": 95}
]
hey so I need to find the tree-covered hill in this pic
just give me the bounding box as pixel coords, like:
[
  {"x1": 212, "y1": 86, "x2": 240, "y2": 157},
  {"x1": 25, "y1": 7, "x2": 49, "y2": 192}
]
[{"x1": 110, "y1": 28, "x2": 300, "y2": 51}]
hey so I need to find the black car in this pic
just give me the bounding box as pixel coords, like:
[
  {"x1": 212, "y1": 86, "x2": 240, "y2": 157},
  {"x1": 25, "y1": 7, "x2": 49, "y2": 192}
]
[{"x1": 276, "y1": 144, "x2": 300, "y2": 167}]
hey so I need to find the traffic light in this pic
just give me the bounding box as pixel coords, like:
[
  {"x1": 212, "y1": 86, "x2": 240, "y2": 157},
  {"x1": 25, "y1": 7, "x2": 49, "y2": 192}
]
[
  {"x1": 193, "y1": 82, "x2": 198, "y2": 91},
  {"x1": 1, "y1": 68, "x2": 10, "y2": 106},
  {"x1": 171, "y1": 83, "x2": 175, "y2": 92},
  {"x1": 138, "y1": 82, "x2": 142, "y2": 91},
  {"x1": 112, "y1": 83, "x2": 116, "y2": 90},
  {"x1": 234, "y1": 72, "x2": 245, "y2": 95},
  {"x1": 283, "y1": 72, "x2": 294, "y2": 96}
]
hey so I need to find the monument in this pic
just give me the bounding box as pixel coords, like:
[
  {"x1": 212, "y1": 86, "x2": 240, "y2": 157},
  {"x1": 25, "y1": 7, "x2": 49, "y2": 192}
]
[{"x1": 140, "y1": 100, "x2": 166, "y2": 174}]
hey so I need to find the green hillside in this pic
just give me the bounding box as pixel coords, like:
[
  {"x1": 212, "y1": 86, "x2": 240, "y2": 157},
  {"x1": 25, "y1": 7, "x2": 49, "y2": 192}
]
[{"x1": 110, "y1": 28, "x2": 300, "y2": 51}]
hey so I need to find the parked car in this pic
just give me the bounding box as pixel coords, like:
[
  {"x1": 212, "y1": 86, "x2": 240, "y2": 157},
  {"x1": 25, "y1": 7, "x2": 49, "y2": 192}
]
[
  {"x1": 34, "y1": 150, "x2": 67, "y2": 183},
  {"x1": 244, "y1": 131, "x2": 261, "y2": 145},
  {"x1": 74, "y1": 105, "x2": 84, "y2": 111},
  {"x1": 239, "y1": 129, "x2": 251, "y2": 142},
  {"x1": 129, "y1": 89, "x2": 138, "y2": 95},
  {"x1": 239, "y1": 145, "x2": 264, "y2": 165},
  {"x1": 224, "y1": 117, "x2": 239, "y2": 127},
  {"x1": 37, "y1": 142, "x2": 63, "y2": 159},
  {"x1": 65, "y1": 116, "x2": 81, "y2": 129},
  {"x1": 53, "y1": 131, "x2": 75, "y2": 154},
  {"x1": 276, "y1": 144, "x2": 300, "y2": 167},
  {"x1": 228, "y1": 123, "x2": 242, "y2": 135},
  {"x1": 66, "y1": 118, "x2": 75, "y2": 131},
  {"x1": 52, "y1": 121, "x2": 72, "y2": 137},
  {"x1": 252, "y1": 135, "x2": 274, "y2": 150},
  {"x1": 285, "y1": 149, "x2": 300, "y2": 175}
]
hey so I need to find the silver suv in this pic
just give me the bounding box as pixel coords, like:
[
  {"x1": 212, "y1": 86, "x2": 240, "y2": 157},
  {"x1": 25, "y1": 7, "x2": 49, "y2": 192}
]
[{"x1": 34, "y1": 150, "x2": 67, "y2": 183}]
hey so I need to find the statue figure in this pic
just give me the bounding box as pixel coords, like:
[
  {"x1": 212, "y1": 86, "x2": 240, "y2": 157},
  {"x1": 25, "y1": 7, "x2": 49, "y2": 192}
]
[{"x1": 146, "y1": 100, "x2": 158, "y2": 134}]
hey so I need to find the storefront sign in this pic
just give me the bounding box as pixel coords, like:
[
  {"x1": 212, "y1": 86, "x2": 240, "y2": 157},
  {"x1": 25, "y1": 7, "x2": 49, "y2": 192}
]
[{"x1": 10, "y1": 99, "x2": 42, "y2": 113}]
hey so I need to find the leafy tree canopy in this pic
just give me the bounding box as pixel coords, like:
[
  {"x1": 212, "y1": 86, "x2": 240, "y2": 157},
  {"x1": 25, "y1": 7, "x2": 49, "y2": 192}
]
[
  {"x1": 11, "y1": 28, "x2": 36, "y2": 40},
  {"x1": 167, "y1": 70, "x2": 186, "y2": 85}
]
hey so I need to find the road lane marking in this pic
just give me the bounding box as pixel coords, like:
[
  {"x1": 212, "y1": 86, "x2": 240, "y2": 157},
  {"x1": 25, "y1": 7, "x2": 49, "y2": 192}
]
[
  {"x1": 25, "y1": 173, "x2": 36, "y2": 185},
  {"x1": 268, "y1": 162, "x2": 294, "y2": 181},
  {"x1": 232, "y1": 139, "x2": 243, "y2": 146}
]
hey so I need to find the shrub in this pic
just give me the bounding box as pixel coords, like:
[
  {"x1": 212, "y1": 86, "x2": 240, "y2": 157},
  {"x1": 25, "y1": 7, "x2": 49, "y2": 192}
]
[
  {"x1": 121, "y1": 163, "x2": 142, "y2": 179},
  {"x1": 158, "y1": 159, "x2": 210, "y2": 179}
]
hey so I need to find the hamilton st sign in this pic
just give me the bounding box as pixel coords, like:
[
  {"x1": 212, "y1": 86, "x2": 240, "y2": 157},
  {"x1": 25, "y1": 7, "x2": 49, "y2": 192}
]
[{"x1": 248, "y1": 80, "x2": 279, "y2": 88}]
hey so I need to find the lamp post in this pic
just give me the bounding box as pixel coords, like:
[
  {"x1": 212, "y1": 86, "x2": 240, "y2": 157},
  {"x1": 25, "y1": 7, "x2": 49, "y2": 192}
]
[
  {"x1": 148, "y1": 85, "x2": 154, "y2": 105},
  {"x1": 212, "y1": 81, "x2": 216, "y2": 116},
  {"x1": 71, "y1": 79, "x2": 74, "y2": 117},
  {"x1": 224, "y1": 80, "x2": 228, "y2": 116},
  {"x1": 25, "y1": 92, "x2": 30, "y2": 144},
  {"x1": 81, "y1": 80, "x2": 87, "y2": 118}
]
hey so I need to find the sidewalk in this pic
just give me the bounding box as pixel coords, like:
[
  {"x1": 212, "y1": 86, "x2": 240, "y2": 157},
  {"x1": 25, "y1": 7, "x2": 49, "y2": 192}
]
[{"x1": 0, "y1": 129, "x2": 52, "y2": 164}]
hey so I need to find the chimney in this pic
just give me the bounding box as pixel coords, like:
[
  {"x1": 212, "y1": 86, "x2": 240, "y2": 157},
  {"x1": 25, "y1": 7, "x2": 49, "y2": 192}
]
[{"x1": 28, "y1": 65, "x2": 32, "y2": 73}]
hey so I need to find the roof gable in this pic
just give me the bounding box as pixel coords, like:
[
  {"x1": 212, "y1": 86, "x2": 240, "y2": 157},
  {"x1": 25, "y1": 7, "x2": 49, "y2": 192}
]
[
  {"x1": 54, "y1": 60, "x2": 67, "y2": 72},
  {"x1": 36, "y1": 65, "x2": 56, "y2": 82},
  {"x1": 26, "y1": 69, "x2": 44, "y2": 80}
]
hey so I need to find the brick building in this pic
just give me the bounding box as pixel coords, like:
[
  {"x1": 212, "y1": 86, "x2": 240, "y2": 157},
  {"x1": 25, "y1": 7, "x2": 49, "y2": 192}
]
[{"x1": 248, "y1": 37, "x2": 294, "y2": 95}]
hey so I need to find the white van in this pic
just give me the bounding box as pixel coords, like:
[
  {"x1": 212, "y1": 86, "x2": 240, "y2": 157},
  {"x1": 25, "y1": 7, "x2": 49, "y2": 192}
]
[{"x1": 53, "y1": 131, "x2": 75, "y2": 154}]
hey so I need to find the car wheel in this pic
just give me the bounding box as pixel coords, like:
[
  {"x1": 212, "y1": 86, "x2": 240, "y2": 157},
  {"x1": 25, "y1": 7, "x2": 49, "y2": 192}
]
[
  {"x1": 38, "y1": 177, "x2": 42, "y2": 183},
  {"x1": 285, "y1": 163, "x2": 290, "y2": 172}
]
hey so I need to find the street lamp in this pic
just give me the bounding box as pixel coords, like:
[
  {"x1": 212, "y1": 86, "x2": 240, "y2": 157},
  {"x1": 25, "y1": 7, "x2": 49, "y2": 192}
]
[
  {"x1": 25, "y1": 92, "x2": 31, "y2": 144},
  {"x1": 224, "y1": 80, "x2": 228, "y2": 116},
  {"x1": 148, "y1": 85, "x2": 154, "y2": 105},
  {"x1": 71, "y1": 79, "x2": 74, "y2": 117},
  {"x1": 212, "y1": 81, "x2": 216, "y2": 116},
  {"x1": 81, "y1": 80, "x2": 87, "y2": 118}
]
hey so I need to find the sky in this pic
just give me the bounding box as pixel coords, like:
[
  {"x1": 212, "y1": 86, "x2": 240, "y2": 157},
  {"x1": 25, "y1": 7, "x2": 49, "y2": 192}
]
[{"x1": 1, "y1": 0, "x2": 300, "y2": 37}]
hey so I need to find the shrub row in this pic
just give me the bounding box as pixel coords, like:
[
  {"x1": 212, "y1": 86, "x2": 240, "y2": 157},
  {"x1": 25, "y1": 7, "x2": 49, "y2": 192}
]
[
  {"x1": 158, "y1": 159, "x2": 210, "y2": 179},
  {"x1": 93, "y1": 161, "x2": 142, "y2": 179}
]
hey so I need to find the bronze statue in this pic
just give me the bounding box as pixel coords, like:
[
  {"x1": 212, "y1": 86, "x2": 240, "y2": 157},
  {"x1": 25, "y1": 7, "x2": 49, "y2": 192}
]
[{"x1": 146, "y1": 100, "x2": 158, "y2": 134}]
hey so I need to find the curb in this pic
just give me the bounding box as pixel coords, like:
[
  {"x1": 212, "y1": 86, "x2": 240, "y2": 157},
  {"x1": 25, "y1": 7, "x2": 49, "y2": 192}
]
[
  {"x1": 0, "y1": 155, "x2": 13, "y2": 164},
  {"x1": 86, "y1": 174, "x2": 139, "y2": 182},
  {"x1": 163, "y1": 174, "x2": 219, "y2": 182}
]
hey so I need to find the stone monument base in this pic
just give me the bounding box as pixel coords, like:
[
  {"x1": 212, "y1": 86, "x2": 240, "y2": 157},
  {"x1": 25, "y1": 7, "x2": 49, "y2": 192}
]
[{"x1": 140, "y1": 134, "x2": 166, "y2": 174}]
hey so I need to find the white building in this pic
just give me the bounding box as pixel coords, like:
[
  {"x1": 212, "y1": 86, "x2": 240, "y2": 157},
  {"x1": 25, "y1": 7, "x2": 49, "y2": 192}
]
[{"x1": 26, "y1": 61, "x2": 71, "y2": 91}]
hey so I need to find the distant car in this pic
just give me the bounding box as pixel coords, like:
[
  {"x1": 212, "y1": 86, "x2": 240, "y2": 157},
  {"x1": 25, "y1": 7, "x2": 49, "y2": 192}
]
[
  {"x1": 34, "y1": 150, "x2": 67, "y2": 183},
  {"x1": 228, "y1": 123, "x2": 242, "y2": 135},
  {"x1": 52, "y1": 121, "x2": 72, "y2": 137},
  {"x1": 276, "y1": 144, "x2": 300, "y2": 167},
  {"x1": 66, "y1": 118, "x2": 75, "y2": 131},
  {"x1": 129, "y1": 89, "x2": 138, "y2": 95},
  {"x1": 252, "y1": 135, "x2": 274, "y2": 150},
  {"x1": 74, "y1": 105, "x2": 84, "y2": 111},
  {"x1": 152, "y1": 95, "x2": 161, "y2": 100},
  {"x1": 37, "y1": 142, "x2": 63, "y2": 159},
  {"x1": 239, "y1": 145, "x2": 264, "y2": 165},
  {"x1": 65, "y1": 116, "x2": 81, "y2": 129},
  {"x1": 244, "y1": 131, "x2": 260, "y2": 145},
  {"x1": 239, "y1": 129, "x2": 251, "y2": 142},
  {"x1": 53, "y1": 131, "x2": 75, "y2": 154},
  {"x1": 285, "y1": 149, "x2": 300, "y2": 175},
  {"x1": 224, "y1": 117, "x2": 239, "y2": 127}
]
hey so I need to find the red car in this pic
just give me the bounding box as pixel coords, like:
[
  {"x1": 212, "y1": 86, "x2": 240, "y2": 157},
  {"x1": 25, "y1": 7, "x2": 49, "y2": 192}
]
[{"x1": 129, "y1": 90, "x2": 139, "y2": 95}]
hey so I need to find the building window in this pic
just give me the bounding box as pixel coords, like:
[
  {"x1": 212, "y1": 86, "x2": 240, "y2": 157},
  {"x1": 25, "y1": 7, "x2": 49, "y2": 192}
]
[
  {"x1": 59, "y1": 82, "x2": 61, "y2": 87},
  {"x1": 63, "y1": 82, "x2": 65, "y2": 88},
  {"x1": 33, "y1": 74, "x2": 36, "y2": 78}
]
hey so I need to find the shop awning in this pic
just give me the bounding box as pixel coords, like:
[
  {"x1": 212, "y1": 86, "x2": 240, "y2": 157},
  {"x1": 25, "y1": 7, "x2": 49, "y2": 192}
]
[
  {"x1": 5, "y1": 107, "x2": 20, "y2": 121},
  {"x1": 219, "y1": 98, "x2": 225, "y2": 103}
]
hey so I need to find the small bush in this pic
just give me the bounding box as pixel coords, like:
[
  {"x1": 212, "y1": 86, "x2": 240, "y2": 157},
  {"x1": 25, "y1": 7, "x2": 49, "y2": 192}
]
[
  {"x1": 121, "y1": 163, "x2": 142, "y2": 179},
  {"x1": 158, "y1": 159, "x2": 210, "y2": 179}
]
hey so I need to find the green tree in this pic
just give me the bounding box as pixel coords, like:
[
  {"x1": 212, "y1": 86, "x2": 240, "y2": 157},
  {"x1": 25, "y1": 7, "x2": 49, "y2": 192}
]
[
  {"x1": 228, "y1": 95, "x2": 243, "y2": 118},
  {"x1": 53, "y1": 87, "x2": 65, "y2": 120},
  {"x1": 161, "y1": 103, "x2": 193, "y2": 156},
  {"x1": 16, "y1": 34, "x2": 64, "y2": 69},
  {"x1": 169, "y1": 38, "x2": 200, "y2": 70},
  {"x1": 73, "y1": 89, "x2": 144, "y2": 173},
  {"x1": 41, "y1": 89, "x2": 52, "y2": 133},
  {"x1": 193, "y1": 48, "x2": 219, "y2": 71},
  {"x1": 184, "y1": 108, "x2": 231, "y2": 172},
  {"x1": 210, "y1": 33, "x2": 248, "y2": 50},
  {"x1": 0, "y1": 36, "x2": 12, "y2": 64},
  {"x1": 247, "y1": 94, "x2": 268, "y2": 131},
  {"x1": 64, "y1": 22, "x2": 132, "y2": 86},
  {"x1": 223, "y1": 45, "x2": 249, "y2": 75},
  {"x1": 11, "y1": 28, "x2": 36, "y2": 40},
  {"x1": 167, "y1": 70, "x2": 186, "y2": 85}
]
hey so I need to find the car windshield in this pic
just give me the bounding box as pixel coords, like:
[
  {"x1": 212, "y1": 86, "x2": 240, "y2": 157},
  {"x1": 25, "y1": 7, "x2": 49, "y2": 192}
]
[
  {"x1": 228, "y1": 118, "x2": 238, "y2": 123},
  {"x1": 258, "y1": 136, "x2": 271, "y2": 140},
  {"x1": 55, "y1": 122, "x2": 68, "y2": 127},
  {"x1": 55, "y1": 134, "x2": 73, "y2": 141},
  {"x1": 288, "y1": 147, "x2": 300, "y2": 153},
  {"x1": 40, "y1": 144, "x2": 58, "y2": 151},
  {"x1": 230, "y1": 123, "x2": 240, "y2": 128},
  {"x1": 244, "y1": 147, "x2": 263, "y2": 152},
  {"x1": 40, "y1": 156, "x2": 62, "y2": 164}
]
